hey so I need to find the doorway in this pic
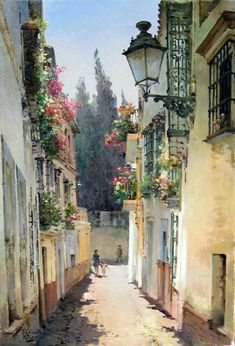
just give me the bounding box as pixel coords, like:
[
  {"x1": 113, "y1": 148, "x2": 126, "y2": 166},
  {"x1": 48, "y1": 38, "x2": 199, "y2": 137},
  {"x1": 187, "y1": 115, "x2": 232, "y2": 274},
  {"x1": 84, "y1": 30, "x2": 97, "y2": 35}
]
[{"x1": 212, "y1": 254, "x2": 226, "y2": 327}]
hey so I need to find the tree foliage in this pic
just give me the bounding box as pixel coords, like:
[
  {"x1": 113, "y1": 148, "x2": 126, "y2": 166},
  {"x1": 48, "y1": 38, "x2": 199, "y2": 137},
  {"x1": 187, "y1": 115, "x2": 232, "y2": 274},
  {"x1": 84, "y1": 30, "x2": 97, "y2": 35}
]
[{"x1": 75, "y1": 52, "x2": 124, "y2": 211}]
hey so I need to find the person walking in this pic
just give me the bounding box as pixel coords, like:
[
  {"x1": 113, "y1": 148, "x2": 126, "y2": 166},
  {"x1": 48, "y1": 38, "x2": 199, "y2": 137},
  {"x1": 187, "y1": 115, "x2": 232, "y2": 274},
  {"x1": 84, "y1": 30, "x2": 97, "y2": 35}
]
[
  {"x1": 92, "y1": 249, "x2": 101, "y2": 276},
  {"x1": 101, "y1": 259, "x2": 109, "y2": 277},
  {"x1": 115, "y1": 245, "x2": 123, "y2": 264}
]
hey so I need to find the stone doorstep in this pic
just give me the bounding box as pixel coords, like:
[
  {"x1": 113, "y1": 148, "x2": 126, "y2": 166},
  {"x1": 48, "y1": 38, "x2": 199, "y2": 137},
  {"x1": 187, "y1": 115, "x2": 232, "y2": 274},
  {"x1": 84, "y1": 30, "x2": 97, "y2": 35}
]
[
  {"x1": 183, "y1": 303, "x2": 209, "y2": 323},
  {"x1": 4, "y1": 319, "x2": 24, "y2": 336},
  {"x1": 183, "y1": 303, "x2": 232, "y2": 344},
  {"x1": 3, "y1": 301, "x2": 38, "y2": 336}
]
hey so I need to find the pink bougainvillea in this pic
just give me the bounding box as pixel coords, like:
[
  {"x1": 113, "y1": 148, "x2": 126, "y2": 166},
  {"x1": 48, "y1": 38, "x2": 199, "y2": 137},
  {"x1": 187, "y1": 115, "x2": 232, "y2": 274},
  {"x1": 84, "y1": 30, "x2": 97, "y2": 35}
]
[
  {"x1": 53, "y1": 65, "x2": 65, "y2": 78},
  {"x1": 39, "y1": 64, "x2": 82, "y2": 155},
  {"x1": 104, "y1": 131, "x2": 126, "y2": 152},
  {"x1": 47, "y1": 79, "x2": 64, "y2": 96},
  {"x1": 55, "y1": 133, "x2": 67, "y2": 151}
]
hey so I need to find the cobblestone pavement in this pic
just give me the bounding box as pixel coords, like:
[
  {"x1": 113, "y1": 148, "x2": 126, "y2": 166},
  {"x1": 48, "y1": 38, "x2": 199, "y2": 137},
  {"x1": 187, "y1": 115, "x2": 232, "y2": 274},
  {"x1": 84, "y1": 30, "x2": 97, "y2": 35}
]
[{"x1": 36, "y1": 265, "x2": 183, "y2": 346}]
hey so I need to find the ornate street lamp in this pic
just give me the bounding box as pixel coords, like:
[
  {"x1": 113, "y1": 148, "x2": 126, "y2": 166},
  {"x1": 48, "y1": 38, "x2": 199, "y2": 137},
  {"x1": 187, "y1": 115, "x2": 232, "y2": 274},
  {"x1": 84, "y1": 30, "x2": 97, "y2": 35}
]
[
  {"x1": 123, "y1": 21, "x2": 195, "y2": 118},
  {"x1": 123, "y1": 21, "x2": 166, "y2": 90}
]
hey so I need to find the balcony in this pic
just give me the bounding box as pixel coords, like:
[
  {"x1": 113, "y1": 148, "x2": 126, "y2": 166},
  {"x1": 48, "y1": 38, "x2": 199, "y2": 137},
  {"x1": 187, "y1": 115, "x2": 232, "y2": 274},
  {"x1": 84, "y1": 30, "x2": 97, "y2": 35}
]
[
  {"x1": 205, "y1": 126, "x2": 235, "y2": 148},
  {"x1": 120, "y1": 169, "x2": 137, "y2": 211},
  {"x1": 122, "y1": 199, "x2": 137, "y2": 212}
]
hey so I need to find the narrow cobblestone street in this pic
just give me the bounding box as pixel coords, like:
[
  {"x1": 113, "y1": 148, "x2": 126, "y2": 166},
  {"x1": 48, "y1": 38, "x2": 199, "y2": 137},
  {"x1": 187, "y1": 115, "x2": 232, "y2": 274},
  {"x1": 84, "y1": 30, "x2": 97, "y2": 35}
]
[{"x1": 36, "y1": 265, "x2": 182, "y2": 346}]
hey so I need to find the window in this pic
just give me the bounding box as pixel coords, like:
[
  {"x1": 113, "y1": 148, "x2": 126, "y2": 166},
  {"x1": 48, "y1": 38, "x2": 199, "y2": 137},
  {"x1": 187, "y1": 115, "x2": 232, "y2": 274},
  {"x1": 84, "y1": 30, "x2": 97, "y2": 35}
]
[
  {"x1": 144, "y1": 131, "x2": 154, "y2": 174},
  {"x1": 212, "y1": 254, "x2": 226, "y2": 327},
  {"x1": 170, "y1": 213, "x2": 178, "y2": 287},
  {"x1": 208, "y1": 41, "x2": 235, "y2": 135},
  {"x1": 46, "y1": 161, "x2": 55, "y2": 189},
  {"x1": 64, "y1": 179, "x2": 70, "y2": 204},
  {"x1": 71, "y1": 254, "x2": 76, "y2": 267},
  {"x1": 54, "y1": 169, "x2": 61, "y2": 202},
  {"x1": 155, "y1": 126, "x2": 163, "y2": 176},
  {"x1": 36, "y1": 159, "x2": 44, "y2": 192}
]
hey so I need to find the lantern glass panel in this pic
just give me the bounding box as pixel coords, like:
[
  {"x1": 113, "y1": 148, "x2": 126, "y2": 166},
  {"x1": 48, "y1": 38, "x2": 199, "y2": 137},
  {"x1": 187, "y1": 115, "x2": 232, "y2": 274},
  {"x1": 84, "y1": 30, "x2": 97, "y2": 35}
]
[
  {"x1": 146, "y1": 47, "x2": 164, "y2": 83},
  {"x1": 126, "y1": 47, "x2": 146, "y2": 85}
]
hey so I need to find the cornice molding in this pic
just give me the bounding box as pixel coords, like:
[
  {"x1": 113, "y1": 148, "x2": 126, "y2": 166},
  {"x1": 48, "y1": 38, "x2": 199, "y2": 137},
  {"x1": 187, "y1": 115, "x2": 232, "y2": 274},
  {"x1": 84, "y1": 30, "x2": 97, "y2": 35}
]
[{"x1": 196, "y1": 11, "x2": 235, "y2": 58}]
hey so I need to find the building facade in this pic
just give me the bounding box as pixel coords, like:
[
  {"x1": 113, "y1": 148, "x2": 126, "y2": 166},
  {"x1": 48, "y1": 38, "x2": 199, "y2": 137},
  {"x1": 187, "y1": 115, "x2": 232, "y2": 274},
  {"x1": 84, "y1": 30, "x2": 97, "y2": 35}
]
[
  {"x1": 181, "y1": 1, "x2": 235, "y2": 344},
  {"x1": 0, "y1": 0, "x2": 40, "y2": 341},
  {"x1": 0, "y1": 1, "x2": 91, "y2": 343},
  {"x1": 125, "y1": 0, "x2": 235, "y2": 344}
]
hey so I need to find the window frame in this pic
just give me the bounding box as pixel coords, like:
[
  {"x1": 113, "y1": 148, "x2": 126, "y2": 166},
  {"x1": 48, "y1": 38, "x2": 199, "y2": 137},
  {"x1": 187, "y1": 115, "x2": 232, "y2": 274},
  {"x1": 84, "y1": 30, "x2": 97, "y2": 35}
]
[
  {"x1": 208, "y1": 40, "x2": 235, "y2": 135},
  {"x1": 155, "y1": 126, "x2": 163, "y2": 176},
  {"x1": 144, "y1": 130, "x2": 154, "y2": 175}
]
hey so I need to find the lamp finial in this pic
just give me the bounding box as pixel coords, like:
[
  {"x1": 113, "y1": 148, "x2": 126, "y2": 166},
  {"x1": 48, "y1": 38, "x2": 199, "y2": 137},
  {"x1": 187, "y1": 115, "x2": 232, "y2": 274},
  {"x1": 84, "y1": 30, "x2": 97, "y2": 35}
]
[{"x1": 136, "y1": 21, "x2": 151, "y2": 33}]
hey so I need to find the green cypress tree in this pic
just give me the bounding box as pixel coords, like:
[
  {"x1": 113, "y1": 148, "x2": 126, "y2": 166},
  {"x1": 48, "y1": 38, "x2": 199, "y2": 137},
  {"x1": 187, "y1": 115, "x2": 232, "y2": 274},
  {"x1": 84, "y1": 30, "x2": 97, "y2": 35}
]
[{"x1": 75, "y1": 53, "x2": 124, "y2": 211}]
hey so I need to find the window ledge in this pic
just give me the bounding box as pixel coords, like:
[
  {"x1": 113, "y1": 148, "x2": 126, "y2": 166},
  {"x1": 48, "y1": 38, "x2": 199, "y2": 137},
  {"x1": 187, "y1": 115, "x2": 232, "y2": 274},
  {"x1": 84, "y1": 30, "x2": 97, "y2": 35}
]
[
  {"x1": 122, "y1": 199, "x2": 137, "y2": 212},
  {"x1": 165, "y1": 198, "x2": 180, "y2": 209},
  {"x1": 204, "y1": 127, "x2": 235, "y2": 146}
]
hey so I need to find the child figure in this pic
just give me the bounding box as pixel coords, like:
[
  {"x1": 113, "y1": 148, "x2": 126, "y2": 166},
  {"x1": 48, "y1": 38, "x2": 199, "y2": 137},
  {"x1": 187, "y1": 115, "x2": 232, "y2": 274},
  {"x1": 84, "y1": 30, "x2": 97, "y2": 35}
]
[{"x1": 101, "y1": 259, "x2": 109, "y2": 277}]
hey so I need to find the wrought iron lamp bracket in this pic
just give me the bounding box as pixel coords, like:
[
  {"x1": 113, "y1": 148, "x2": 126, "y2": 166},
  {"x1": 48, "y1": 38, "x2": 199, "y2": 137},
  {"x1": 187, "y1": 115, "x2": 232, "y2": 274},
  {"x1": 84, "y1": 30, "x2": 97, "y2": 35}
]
[{"x1": 143, "y1": 93, "x2": 195, "y2": 119}]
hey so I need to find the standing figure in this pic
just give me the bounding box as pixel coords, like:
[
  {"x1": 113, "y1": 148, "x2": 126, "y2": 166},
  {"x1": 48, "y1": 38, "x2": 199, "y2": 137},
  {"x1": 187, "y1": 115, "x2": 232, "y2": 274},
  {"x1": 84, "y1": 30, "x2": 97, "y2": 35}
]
[
  {"x1": 116, "y1": 245, "x2": 123, "y2": 264},
  {"x1": 101, "y1": 259, "x2": 109, "y2": 277},
  {"x1": 92, "y1": 249, "x2": 101, "y2": 276}
]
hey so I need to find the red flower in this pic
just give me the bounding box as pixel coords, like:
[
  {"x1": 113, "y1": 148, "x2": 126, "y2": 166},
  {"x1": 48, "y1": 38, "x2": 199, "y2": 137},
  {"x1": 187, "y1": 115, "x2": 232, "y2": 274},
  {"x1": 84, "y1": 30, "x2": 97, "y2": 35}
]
[{"x1": 55, "y1": 133, "x2": 67, "y2": 150}]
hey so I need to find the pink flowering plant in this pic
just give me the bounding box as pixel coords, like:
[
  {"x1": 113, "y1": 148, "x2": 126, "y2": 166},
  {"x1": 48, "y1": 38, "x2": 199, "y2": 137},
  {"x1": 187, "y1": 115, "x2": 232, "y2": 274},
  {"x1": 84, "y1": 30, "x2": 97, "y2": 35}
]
[
  {"x1": 112, "y1": 166, "x2": 137, "y2": 204},
  {"x1": 138, "y1": 174, "x2": 179, "y2": 201},
  {"x1": 35, "y1": 34, "x2": 81, "y2": 158},
  {"x1": 213, "y1": 113, "x2": 228, "y2": 132},
  {"x1": 104, "y1": 130, "x2": 126, "y2": 152},
  {"x1": 138, "y1": 175, "x2": 161, "y2": 197},
  {"x1": 64, "y1": 202, "x2": 80, "y2": 229},
  {"x1": 104, "y1": 103, "x2": 137, "y2": 152},
  {"x1": 158, "y1": 177, "x2": 179, "y2": 201},
  {"x1": 39, "y1": 191, "x2": 62, "y2": 228}
]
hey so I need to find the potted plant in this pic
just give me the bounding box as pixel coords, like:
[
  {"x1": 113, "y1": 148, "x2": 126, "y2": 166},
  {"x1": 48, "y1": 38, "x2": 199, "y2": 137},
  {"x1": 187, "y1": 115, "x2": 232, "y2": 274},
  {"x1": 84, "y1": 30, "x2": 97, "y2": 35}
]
[
  {"x1": 159, "y1": 178, "x2": 179, "y2": 207},
  {"x1": 213, "y1": 113, "x2": 229, "y2": 132},
  {"x1": 157, "y1": 147, "x2": 180, "y2": 170},
  {"x1": 113, "y1": 167, "x2": 137, "y2": 204},
  {"x1": 118, "y1": 103, "x2": 135, "y2": 117},
  {"x1": 64, "y1": 202, "x2": 80, "y2": 229},
  {"x1": 39, "y1": 192, "x2": 62, "y2": 229},
  {"x1": 138, "y1": 175, "x2": 153, "y2": 197}
]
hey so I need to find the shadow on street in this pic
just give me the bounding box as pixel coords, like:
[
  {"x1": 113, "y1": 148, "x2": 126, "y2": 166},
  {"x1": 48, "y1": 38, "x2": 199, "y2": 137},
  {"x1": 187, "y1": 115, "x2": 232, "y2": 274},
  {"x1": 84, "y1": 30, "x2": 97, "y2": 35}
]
[{"x1": 36, "y1": 276, "x2": 106, "y2": 346}]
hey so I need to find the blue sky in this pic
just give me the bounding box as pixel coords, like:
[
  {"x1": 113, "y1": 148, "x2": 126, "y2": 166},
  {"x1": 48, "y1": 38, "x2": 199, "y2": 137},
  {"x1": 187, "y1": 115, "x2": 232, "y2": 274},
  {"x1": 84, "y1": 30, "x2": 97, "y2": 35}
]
[{"x1": 44, "y1": 0, "x2": 160, "y2": 105}]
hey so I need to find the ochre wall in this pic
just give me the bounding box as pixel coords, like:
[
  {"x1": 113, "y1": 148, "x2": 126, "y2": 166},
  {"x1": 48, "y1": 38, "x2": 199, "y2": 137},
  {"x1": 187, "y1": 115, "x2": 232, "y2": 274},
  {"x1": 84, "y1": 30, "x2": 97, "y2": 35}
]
[{"x1": 181, "y1": 1, "x2": 235, "y2": 339}]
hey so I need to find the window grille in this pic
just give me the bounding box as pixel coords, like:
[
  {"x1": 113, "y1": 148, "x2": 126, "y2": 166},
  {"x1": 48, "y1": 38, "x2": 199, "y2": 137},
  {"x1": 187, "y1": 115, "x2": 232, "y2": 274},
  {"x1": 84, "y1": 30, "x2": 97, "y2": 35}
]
[
  {"x1": 155, "y1": 126, "x2": 163, "y2": 176},
  {"x1": 209, "y1": 40, "x2": 235, "y2": 134},
  {"x1": 144, "y1": 131, "x2": 154, "y2": 174},
  {"x1": 167, "y1": 3, "x2": 191, "y2": 139}
]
